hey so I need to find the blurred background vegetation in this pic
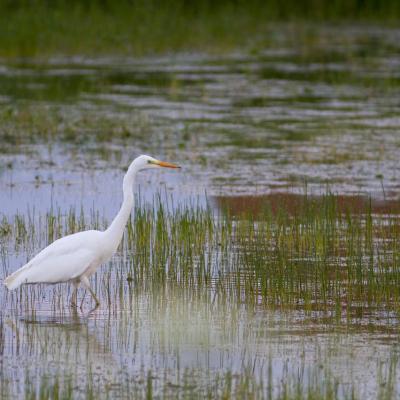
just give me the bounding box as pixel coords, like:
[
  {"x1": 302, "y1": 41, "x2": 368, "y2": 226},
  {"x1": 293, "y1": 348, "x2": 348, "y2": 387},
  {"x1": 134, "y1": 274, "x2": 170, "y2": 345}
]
[{"x1": 1, "y1": 0, "x2": 399, "y2": 58}]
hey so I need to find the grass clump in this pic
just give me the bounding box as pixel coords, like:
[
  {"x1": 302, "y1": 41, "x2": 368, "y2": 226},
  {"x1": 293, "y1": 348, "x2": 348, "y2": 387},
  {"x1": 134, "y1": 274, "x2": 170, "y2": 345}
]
[
  {"x1": 1, "y1": 1, "x2": 400, "y2": 58},
  {"x1": 0, "y1": 105, "x2": 151, "y2": 146},
  {"x1": 2, "y1": 193, "x2": 400, "y2": 319}
]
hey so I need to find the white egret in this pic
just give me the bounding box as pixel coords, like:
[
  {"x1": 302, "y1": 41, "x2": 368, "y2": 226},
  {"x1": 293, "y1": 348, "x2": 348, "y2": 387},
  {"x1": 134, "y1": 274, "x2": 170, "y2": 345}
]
[{"x1": 3, "y1": 154, "x2": 180, "y2": 307}]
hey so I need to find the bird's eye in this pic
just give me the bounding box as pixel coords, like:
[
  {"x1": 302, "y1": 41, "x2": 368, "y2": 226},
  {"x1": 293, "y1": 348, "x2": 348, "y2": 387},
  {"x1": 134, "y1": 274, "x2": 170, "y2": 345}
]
[{"x1": 147, "y1": 160, "x2": 152, "y2": 164}]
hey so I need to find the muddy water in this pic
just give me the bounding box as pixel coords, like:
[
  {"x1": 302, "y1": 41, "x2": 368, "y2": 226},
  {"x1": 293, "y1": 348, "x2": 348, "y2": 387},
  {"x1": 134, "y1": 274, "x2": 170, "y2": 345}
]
[{"x1": 1, "y1": 24, "x2": 400, "y2": 398}]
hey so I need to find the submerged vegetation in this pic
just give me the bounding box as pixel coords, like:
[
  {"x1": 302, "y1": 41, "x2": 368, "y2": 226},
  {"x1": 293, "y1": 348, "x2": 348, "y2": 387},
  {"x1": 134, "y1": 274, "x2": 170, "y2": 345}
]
[{"x1": 1, "y1": 0, "x2": 400, "y2": 58}]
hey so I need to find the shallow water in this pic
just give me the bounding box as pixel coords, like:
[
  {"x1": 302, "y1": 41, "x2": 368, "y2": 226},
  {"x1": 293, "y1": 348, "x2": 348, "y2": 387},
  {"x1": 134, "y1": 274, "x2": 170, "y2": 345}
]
[
  {"x1": 1, "y1": 24, "x2": 400, "y2": 398},
  {"x1": 2, "y1": 25, "x2": 400, "y2": 212},
  {"x1": 1, "y1": 282, "x2": 399, "y2": 398}
]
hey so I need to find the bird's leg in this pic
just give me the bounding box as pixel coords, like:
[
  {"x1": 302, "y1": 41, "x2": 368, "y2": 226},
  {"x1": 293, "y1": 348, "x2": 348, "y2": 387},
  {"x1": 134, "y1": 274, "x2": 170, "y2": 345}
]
[
  {"x1": 80, "y1": 276, "x2": 100, "y2": 307},
  {"x1": 80, "y1": 291, "x2": 86, "y2": 310},
  {"x1": 70, "y1": 282, "x2": 79, "y2": 308}
]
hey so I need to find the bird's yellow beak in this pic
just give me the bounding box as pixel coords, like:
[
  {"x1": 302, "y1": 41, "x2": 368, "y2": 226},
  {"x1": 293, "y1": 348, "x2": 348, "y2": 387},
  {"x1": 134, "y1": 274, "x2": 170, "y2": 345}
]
[{"x1": 152, "y1": 159, "x2": 181, "y2": 169}]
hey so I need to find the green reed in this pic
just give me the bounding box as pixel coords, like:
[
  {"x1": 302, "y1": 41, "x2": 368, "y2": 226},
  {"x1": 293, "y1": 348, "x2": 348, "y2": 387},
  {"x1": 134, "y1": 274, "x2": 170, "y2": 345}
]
[
  {"x1": 2, "y1": 193, "x2": 400, "y2": 318},
  {"x1": 234, "y1": 194, "x2": 398, "y2": 316}
]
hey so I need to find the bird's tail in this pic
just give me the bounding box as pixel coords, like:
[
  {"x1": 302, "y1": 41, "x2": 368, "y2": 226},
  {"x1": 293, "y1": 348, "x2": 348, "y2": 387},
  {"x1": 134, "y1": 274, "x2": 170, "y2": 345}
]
[{"x1": 4, "y1": 268, "x2": 26, "y2": 290}]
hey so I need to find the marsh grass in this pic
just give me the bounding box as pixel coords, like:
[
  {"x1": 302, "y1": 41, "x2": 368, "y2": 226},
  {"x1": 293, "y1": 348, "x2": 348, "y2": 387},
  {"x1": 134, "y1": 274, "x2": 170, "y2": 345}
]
[
  {"x1": 2, "y1": 193, "x2": 400, "y2": 320},
  {"x1": 1, "y1": 1, "x2": 400, "y2": 58},
  {"x1": 0, "y1": 106, "x2": 152, "y2": 146}
]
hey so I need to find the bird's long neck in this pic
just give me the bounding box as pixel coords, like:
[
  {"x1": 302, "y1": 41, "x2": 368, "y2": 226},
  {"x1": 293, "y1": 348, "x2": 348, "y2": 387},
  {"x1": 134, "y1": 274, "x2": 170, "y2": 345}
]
[{"x1": 104, "y1": 164, "x2": 137, "y2": 249}]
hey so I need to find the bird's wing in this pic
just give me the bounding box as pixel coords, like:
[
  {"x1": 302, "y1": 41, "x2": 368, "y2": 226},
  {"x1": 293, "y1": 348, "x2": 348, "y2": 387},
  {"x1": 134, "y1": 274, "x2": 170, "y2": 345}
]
[
  {"x1": 5, "y1": 231, "x2": 101, "y2": 288},
  {"x1": 22, "y1": 247, "x2": 96, "y2": 284}
]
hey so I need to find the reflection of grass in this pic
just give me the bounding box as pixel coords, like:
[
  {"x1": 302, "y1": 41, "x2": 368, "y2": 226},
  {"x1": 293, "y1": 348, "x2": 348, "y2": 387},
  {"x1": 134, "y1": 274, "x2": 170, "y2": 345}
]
[
  {"x1": 1, "y1": 1, "x2": 400, "y2": 58},
  {"x1": 0, "y1": 358, "x2": 364, "y2": 399},
  {"x1": 1, "y1": 279, "x2": 399, "y2": 399}
]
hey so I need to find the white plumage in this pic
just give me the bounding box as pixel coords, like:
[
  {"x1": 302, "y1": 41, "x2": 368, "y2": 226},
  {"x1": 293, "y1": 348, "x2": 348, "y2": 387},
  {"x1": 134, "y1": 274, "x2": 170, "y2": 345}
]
[
  {"x1": 3, "y1": 155, "x2": 180, "y2": 307},
  {"x1": 5, "y1": 231, "x2": 103, "y2": 289}
]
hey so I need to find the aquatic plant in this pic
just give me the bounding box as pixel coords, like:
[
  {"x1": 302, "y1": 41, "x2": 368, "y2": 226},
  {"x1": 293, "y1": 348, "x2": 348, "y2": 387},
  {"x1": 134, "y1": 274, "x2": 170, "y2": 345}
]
[
  {"x1": 0, "y1": 1, "x2": 400, "y2": 58},
  {"x1": 2, "y1": 193, "x2": 400, "y2": 319}
]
